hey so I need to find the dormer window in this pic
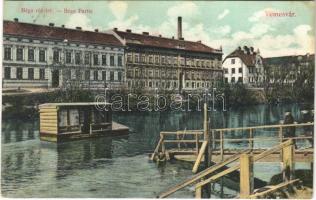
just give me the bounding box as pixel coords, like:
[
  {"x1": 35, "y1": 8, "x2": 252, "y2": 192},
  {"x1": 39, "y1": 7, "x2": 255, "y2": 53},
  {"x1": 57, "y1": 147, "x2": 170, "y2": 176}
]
[{"x1": 231, "y1": 59, "x2": 235, "y2": 64}]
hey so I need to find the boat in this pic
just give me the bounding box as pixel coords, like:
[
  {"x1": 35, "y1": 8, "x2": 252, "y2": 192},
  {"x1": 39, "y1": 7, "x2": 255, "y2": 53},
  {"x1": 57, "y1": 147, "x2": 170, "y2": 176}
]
[{"x1": 39, "y1": 102, "x2": 129, "y2": 142}]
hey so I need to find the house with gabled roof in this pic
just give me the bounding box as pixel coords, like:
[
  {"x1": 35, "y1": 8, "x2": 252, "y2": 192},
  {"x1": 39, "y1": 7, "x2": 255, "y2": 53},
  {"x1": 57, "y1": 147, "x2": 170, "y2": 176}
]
[{"x1": 222, "y1": 46, "x2": 264, "y2": 86}]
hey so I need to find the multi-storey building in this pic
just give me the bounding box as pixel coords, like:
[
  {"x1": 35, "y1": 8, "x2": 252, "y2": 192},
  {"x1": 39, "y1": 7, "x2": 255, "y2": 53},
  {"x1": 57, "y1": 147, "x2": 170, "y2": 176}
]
[
  {"x1": 3, "y1": 18, "x2": 125, "y2": 90},
  {"x1": 111, "y1": 17, "x2": 223, "y2": 92},
  {"x1": 222, "y1": 46, "x2": 264, "y2": 86},
  {"x1": 263, "y1": 53, "x2": 314, "y2": 84}
]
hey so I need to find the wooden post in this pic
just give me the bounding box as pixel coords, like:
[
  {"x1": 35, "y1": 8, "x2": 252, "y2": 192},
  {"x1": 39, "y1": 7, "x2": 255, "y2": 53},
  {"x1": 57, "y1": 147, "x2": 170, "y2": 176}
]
[
  {"x1": 203, "y1": 103, "x2": 210, "y2": 167},
  {"x1": 240, "y1": 153, "x2": 254, "y2": 198},
  {"x1": 196, "y1": 133, "x2": 199, "y2": 155},
  {"x1": 249, "y1": 129, "x2": 253, "y2": 151},
  {"x1": 195, "y1": 186, "x2": 202, "y2": 199},
  {"x1": 220, "y1": 131, "x2": 224, "y2": 161},
  {"x1": 177, "y1": 132, "x2": 180, "y2": 149},
  {"x1": 161, "y1": 135, "x2": 165, "y2": 153},
  {"x1": 279, "y1": 126, "x2": 283, "y2": 143},
  {"x1": 282, "y1": 139, "x2": 294, "y2": 182}
]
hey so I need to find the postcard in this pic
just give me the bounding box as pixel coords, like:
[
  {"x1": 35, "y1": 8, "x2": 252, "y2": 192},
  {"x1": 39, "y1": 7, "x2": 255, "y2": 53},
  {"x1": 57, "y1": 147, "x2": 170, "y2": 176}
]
[{"x1": 1, "y1": 0, "x2": 315, "y2": 198}]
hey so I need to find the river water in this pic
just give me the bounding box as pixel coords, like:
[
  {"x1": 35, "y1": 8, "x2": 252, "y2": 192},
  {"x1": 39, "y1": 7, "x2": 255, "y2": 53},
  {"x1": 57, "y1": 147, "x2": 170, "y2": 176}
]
[{"x1": 1, "y1": 103, "x2": 313, "y2": 198}]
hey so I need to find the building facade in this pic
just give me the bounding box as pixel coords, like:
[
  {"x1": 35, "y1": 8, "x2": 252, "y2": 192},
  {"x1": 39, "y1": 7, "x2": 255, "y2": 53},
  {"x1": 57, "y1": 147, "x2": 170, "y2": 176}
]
[
  {"x1": 3, "y1": 19, "x2": 125, "y2": 90},
  {"x1": 222, "y1": 46, "x2": 264, "y2": 86},
  {"x1": 263, "y1": 53, "x2": 315, "y2": 85},
  {"x1": 111, "y1": 17, "x2": 223, "y2": 92}
]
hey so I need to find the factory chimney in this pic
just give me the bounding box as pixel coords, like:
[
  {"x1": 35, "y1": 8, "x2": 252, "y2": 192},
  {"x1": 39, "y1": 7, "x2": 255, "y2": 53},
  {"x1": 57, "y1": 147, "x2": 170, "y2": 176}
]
[{"x1": 177, "y1": 16, "x2": 182, "y2": 39}]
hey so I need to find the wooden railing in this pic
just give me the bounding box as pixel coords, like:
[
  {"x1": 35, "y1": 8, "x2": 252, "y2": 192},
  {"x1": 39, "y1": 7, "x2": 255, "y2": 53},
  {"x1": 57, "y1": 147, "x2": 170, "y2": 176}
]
[
  {"x1": 158, "y1": 139, "x2": 300, "y2": 198},
  {"x1": 150, "y1": 130, "x2": 204, "y2": 161}
]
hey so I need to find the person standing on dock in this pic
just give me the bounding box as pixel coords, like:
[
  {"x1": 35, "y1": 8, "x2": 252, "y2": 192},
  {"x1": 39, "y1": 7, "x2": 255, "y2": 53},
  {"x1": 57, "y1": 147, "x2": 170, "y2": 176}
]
[{"x1": 283, "y1": 112, "x2": 296, "y2": 147}]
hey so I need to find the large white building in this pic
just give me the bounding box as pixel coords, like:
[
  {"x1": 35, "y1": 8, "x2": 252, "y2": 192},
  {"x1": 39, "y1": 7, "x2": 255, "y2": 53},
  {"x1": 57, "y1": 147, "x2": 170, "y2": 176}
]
[
  {"x1": 222, "y1": 46, "x2": 264, "y2": 86},
  {"x1": 3, "y1": 18, "x2": 125, "y2": 90}
]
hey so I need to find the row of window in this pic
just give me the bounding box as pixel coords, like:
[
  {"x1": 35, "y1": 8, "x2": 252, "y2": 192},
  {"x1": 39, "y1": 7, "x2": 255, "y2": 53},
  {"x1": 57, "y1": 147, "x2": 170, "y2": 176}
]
[
  {"x1": 4, "y1": 47, "x2": 46, "y2": 62},
  {"x1": 66, "y1": 70, "x2": 122, "y2": 81},
  {"x1": 224, "y1": 67, "x2": 243, "y2": 74},
  {"x1": 126, "y1": 54, "x2": 220, "y2": 68},
  {"x1": 127, "y1": 80, "x2": 178, "y2": 89},
  {"x1": 226, "y1": 76, "x2": 261, "y2": 83},
  {"x1": 4, "y1": 67, "x2": 45, "y2": 80},
  {"x1": 4, "y1": 47, "x2": 123, "y2": 66}
]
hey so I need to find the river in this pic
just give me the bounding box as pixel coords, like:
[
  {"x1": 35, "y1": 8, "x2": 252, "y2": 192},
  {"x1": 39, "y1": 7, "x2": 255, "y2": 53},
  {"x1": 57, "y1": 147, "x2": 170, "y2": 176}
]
[{"x1": 1, "y1": 103, "x2": 312, "y2": 198}]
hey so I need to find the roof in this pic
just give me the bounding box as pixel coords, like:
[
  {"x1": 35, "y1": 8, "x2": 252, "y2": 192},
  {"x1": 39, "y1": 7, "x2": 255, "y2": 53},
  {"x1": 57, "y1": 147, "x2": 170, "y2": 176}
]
[
  {"x1": 263, "y1": 54, "x2": 315, "y2": 65},
  {"x1": 114, "y1": 30, "x2": 221, "y2": 54},
  {"x1": 4, "y1": 20, "x2": 123, "y2": 47},
  {"x1": 223, "y1": 48, "x2": 260, "y2": 67},
  {"x1": 39, "y1": 102, "x2": 111, "y2": 108}
]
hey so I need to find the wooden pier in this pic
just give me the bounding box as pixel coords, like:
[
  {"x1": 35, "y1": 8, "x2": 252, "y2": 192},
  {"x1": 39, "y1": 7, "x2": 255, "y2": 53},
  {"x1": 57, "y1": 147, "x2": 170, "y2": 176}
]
[{"x1": 151, "y1": 103, "x2": 314, "y2": 198}]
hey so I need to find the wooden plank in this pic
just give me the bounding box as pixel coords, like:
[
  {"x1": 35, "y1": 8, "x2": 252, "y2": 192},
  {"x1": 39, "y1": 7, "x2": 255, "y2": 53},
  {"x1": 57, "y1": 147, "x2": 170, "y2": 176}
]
[
  {"x1": 240, "y1": 154, "x2": 254, "y2": 198},
  {"x1": 192, "y1": 141, "x2": 208, "y2": 173},
  {"x1": 151, "y1": 136, "x2": 164, "y2": 160},
  {"x1": 163, "y1": 140, "x2": 203, "y2": 143},
  {"x1": 40, "y1": 115, "x2": 58, "y2": 120},
  {"x1": 158, "y1": 149, "x2": 250, "y2": 198},
  {"x1": 195, "y1": 186, "x2": 202, "y2": 199},
  {"x1": 213, "y1": 123, "x2": 314, "y2": 132},
  {"x1": 40, "y1": 127, "x2": 58, "y2": 132},
  {"x1": 282, "y1": 139, "x2": 294, "y2": 182},
  {"x1": 40, "y1": 130, "x2": 57, "y2": 134},
  {"x1": 40, "y1": 122, "x2": 58, "y2": 127},
  {"x1": 39, "y1": 108, "x2": 57, "y2": 113},
  {"x1": 250, "y1": 179, "x2": 299, "y2": 198},
  {"x1": 40, "y1": 119, "x2": 57, "y2": 124}
]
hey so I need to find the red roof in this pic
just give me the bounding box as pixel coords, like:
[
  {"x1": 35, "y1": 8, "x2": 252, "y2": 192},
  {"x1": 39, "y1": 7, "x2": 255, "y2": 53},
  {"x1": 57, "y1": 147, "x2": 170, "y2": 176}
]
[
  {"x1": 224, "y1": 48, "x2": 260, "y2": 67},
  {"x1": 114, "y1": 30, "x2": 221, "y2": 54},
  {"x1": 4, "y1": 20, "x2": 123, "y2": 47}
]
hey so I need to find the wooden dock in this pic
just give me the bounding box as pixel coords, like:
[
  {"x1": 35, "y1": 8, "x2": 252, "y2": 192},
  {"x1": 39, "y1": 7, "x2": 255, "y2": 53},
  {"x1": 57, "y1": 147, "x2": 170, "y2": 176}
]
[{"x1": 150, "y1": 103, "x2": 314, "y2": 198}]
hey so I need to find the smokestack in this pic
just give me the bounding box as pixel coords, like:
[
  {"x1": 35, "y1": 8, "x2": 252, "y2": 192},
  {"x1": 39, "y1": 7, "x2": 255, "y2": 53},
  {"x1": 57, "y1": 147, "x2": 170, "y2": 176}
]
[{"x1": 177, "y1": 16, "x2": 182, "y2": 39}]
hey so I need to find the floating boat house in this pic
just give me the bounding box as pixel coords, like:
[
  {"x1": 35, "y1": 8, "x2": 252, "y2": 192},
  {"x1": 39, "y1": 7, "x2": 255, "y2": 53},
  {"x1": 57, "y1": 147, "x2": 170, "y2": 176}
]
[{"x1": 39, "y1": 102, "x2": 128, "y2": 142}]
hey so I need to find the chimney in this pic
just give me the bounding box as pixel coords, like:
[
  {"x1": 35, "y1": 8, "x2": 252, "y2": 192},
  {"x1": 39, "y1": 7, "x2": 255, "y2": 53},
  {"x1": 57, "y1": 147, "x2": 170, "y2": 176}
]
[
  {"x1": 179, "y1": 37, "x2": 184, "y2": 40},
  {"x1": 76, "y1": 27, "x2": 82, "y2": 30},
  {"x1": 177, "y1": 16, "x2": 182, "y2": 39},
  {"x1": 14, "y1": 18, "x2": 19, "y2": 22},
  {"x1": 113, "y1": 28, "x2": 118, "y2": 31},
  {"x1": 126, "y1": 29, "x2": 132, "y2": 33},
  {"x1": 49, "y1": 23, "x2": 54, "y2": 27},
  {"x1": 61, "y1": 25, "x2": 65, "y2": 28},
  {"x1": 172, "y1": 36, "x2": 175, "y2": 39},
  {"x1": 159, "y1": 34, "x2": 162, "y2": 37},
  {"x1": 94, "y1": 29, "x2": 99, "y2": 32},
  {"x1": 142, "y1": 32, "x2": 149, "y2": 35},
  {"x1": 197, "y1": 40, "x2": 201, "y2": 43}
]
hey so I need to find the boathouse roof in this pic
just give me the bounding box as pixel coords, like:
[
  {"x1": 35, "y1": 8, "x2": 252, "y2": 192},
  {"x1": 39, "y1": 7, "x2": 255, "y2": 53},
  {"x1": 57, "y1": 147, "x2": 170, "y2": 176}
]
[
  {"x1": 113, "y1": 29, "x2": 222, "y2": 54},
  {"x1": 4, "y1": 20, "x2": 123, "y2": 47}
]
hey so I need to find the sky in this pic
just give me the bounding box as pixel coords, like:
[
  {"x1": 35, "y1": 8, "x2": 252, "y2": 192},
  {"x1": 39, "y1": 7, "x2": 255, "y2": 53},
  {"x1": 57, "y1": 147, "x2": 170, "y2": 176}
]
[{"x1": 3, "y1": 1, "x2": 315, "y2": 57}]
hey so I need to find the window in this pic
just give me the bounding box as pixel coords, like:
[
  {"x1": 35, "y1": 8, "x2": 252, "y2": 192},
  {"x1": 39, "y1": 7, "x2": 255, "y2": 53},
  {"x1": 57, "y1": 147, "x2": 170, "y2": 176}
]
[
  {"x1": 66, "y1": 52, "x2": 72, "y2": 64},
  {"x1": 238, "y1": 77, "x2": 242, "y2": 83},
  {"x1": 118, "y1": 71, "x2": 122, "y2": 81},
  {"x1": 4, "y1": 67, "x2": 10, "y2": 79},
  {"x1": 102, "y1": 71, "x2": 106, "y2": 80},
  {"x1": 102, "y1": 55, "x2": 107, "y2": 65},
  {"x1": 127, "y1": 55, "x2": 132, "y2": 62},
  {"x1": 238, "y1": 67, "x2": 242, "y2": 73},
  {"x1": 135, "y1": 55, "x2": 139, "y2": 63},
  {"x1": 85, "y1": 53, "x2": 90, "y2": 65},
  {"x1": 110, "y1": 55, "x2": 114, "y2": 66},
  {"x1": 4, "y1": 47, "x2": 11, "y2": 60},
  {"x1": 94, "y1": 70, "x2": 98, "y2": 80},
  {"x1": 85, "y1": 70, "x2": 90, "y2": 80},
  {"x1": 53, "y1": 50, "x2": 59, "y2": 62},
  {"x1": 224, "y1": 69, "x2": 228, "y2": 74},
  {"x1": 28, "y1": 68, "x2": 34, "y2": 80},
  {"x1": 28, "y1": 48, "x2": 34, "y2": 61},
  {"x1": 75, "y1": 52, "x2": 81, "y2": 65},
  {"x1": 231, "y1": 59, "x2": 235, "y2": 64},
  {"x1": 232, "y1": 68, "x2": 235, "y2": 74},
  {"x1": 225, "y1": 78, "x2": 228, "y2": 83},
  {"x1": 39, "y1": 69, "x2": 45, "y2": 80},
  {"x1": 149, "y1": 56, "x2": 153, "y2": 64},
  {"x1": 141, "y1": 55, "x2": 146, "y2": 63},
  {"x1": 39, "y1": 50, "x2": 46, "y2": 62},
  {"x1": 16, "y1": 48, "x2": 23, "y2": 61},
  {"x1": 16, "y1": 68, "x2": 23, "y2": 79},
  {"x1": 118, "y1": 55, "x2": 122, "y2": 66},
  {"x1": 92, "y1": 54, "x2": 98, "y2": 66},
  {"x1": 231, "y1": 77, "x2": 235, "y2": 83},
  {"x1": 149, "y1": 81, "x2": 152, "y2": 87},
  {"x1": 162, "y1": 57, "x2": 166, "y2": 64},
  {"x1": 110, "y1": 71, "x2": 114, "y2": 81},
  {"x1": 155, "y1": 56, "x2": 159, "y2": 64}
]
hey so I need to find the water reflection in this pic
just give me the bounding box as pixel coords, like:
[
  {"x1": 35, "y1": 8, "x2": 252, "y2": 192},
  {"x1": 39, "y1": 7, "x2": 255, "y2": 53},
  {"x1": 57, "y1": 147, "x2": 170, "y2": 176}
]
[{"x1": 1, "y1": 103, "x2": 313, "y2": 197}]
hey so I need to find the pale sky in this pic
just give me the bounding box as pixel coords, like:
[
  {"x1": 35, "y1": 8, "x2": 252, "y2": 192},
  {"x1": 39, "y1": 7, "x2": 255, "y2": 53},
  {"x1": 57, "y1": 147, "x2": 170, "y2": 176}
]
[{"x1": 3, "y1": 1, "x2": 315, "y2": 57}]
